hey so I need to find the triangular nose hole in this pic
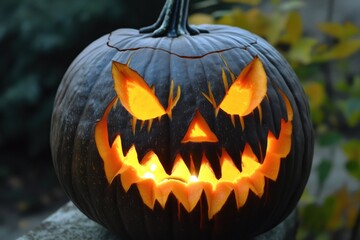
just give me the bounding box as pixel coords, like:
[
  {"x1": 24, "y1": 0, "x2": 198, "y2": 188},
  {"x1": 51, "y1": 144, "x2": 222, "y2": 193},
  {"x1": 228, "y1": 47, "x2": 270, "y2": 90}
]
[{"x1": 181, "y1": 111, "x2": 219, "y2": 143}]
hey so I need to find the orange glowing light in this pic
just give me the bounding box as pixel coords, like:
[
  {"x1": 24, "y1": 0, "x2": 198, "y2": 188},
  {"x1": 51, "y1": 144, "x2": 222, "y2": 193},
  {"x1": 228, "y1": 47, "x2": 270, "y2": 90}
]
[
  {"x1": 203, "y1": 56, "x2": 267, "y2": 117},
  {"x1": 112, "y1": 61, "x2": 180, "y2": 121},
  {"x1": 94, "y1": 94, "x2": 293, "y2": 219},
  {"x1": 181, "y1": 111, "x2": 218, "y2": 143}
]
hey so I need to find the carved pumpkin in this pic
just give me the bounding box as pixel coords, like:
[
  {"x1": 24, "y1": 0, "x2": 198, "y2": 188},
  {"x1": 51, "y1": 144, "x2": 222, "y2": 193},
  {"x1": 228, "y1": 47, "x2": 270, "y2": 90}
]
[{"x1": 50, "y1": 0, "x2": 313, "y2": 239}]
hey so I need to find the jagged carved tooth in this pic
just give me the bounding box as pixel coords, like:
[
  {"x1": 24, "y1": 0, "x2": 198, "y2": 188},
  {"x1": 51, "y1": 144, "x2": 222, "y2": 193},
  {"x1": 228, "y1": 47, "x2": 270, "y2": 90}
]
[
  {"x1": 248, "y1": 172, "x2": 265, "y2": 197},
  {"x1": 220, "y1": 149, "x2": 241, "y2": 182},
  {"x1": 207, "y1": 182, "x2": 233, "y2": 220},
  {"x1": 136, "y1": 179, "x2": 156, "y2": 210},
  {"x1": 241, "y1": 144, "x2": 261, "y2": 176},
  {"x1": 260, "y1": 151, "x2": 280, "y2": 181},
  {"x1": 171, "y1": 181, "x2": 203, "y2": 213},
  {"x1": 198, "y1": 157, "x2": 217, "y2": 184},
  {"x1": 103, "y1": 135, "x2": 124, "y2": 183},
  {"x1": 155, "y1": 181, "x2": 173, "y2": 209},
  {"x1": 267, "y1": 121, "x2": 292, "y2": 158},
  {"x1": 141, "y1": 151, "x2": 168, "y2": 181},
  {"x1": 198, "y1": 157, "x2": 223, "y2": 219},
  {"x1": 120, "y1": 166, "x2": 141, "y2": 192},
  {"x1": 234, "y1": 178, "x2": 251, "y2": 209},
  {"x1": 280, "y1": 119, "x2": 293, "y2": 136},
  {"x1": 170, "y1": 155, "x2": 191, "y2": 181},
  {"x1": 119, "y1": 146, "x2": 141, "y2": 191}
]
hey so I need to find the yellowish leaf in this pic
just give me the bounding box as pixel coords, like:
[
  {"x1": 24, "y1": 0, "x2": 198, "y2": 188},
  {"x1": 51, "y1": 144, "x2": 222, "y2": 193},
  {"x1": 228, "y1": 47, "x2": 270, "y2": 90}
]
[
  {"x1": 266, "y1": 13, "x2": 287, "y2": 45},
  {"x1": 318, "y1": 22, "x2": 360, "y2": 40},
  {"x1": 299, "y1": 188, "x2": 316, "y2": 205},
  {"x1": 282, "y1": 11, "x2": 303, "y2": 44},
  {"x1": 223, "y1": 0, "x2": 261, "y2": 6},
  {"x1": 216, "y1": 11, "x2": 238, "y2": 27},
  {"x1": 303, "y1": 81, "x2": 326, "y2": 108},
  {"x1": 314, "y1": 39, "x2": 360, "y2": 61},
  {"x1": 245, "y1": 8, "x2": 269, "y2": 36},
  {"x1": 342, "y1": 139, "x2": 360, "y2": 162},
  {"x1": 327, "y1": 187, "x2": 360, "y2": 230},
  {"x1": 217, "y1": 8, "x2": 269, "y2": 37},
  {"x1": 189, "y1": 13, "x2": 215, "y2": 25}
]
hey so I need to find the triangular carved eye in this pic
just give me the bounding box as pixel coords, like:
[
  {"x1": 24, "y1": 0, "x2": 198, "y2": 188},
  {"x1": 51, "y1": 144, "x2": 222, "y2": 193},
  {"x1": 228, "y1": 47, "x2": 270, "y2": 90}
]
[
  {"x1": 112, "y1": 61, "x2": 180, "y2": 121},
  {"x1": 218, "y1": 56, "x2": 267, "y2": 117}
]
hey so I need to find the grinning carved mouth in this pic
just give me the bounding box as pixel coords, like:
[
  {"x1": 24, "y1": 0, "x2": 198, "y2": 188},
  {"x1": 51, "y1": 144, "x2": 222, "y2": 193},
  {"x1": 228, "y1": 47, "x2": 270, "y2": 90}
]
[{"x1": 95, "y1": 95, "x2": 293, "y2": 219}]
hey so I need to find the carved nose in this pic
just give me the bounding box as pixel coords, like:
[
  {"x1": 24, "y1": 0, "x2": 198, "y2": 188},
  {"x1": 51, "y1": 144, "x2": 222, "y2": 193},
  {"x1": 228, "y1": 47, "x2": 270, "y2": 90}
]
[{"x1": 181, "y1": 111, "x2": 218, "y2": 143}]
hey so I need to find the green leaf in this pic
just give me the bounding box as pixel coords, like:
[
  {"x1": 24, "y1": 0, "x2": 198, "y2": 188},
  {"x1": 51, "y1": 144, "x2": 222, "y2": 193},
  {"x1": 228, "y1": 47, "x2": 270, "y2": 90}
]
[
  {"x1": 314, "y1": 39, "x2": 360, "y2": 61},
  {"x1": 300, "y1": 196, "x2": 337, "y2": 232},
  {"x1": 346, "y1": 160, "x2": 360, "y2": 180},
  {"x1": 288, "y1": 37, "x2": 317, "y2": 64},
  {"x1": 303, "y1": 81, "x2": 326, "y2": 108},
  {"x1": 337, "y1": 98, "x2": 360, "y2": 127},
  {"x1": 299, "y1": 189, "x2": 316, "y2": 205},
  {"x1": 317, "y1": 159, "x2": 332, "y2": 187},
  {"x1": 342, "y1": 139, "x2": 360, "y2": 161},
  {"x1": 311, "y1": 109, "x2": 325, "y2": 125},
  {"x1": 266, "y1": 13, "x2": 287, "y2": 44},
  {"x1": 318, "y1": 22, "x2": 360, "y2": 40},
  {"x1": 342, "y1": 139, "x2": 360, "y2": 180},
  {"x1": 281, "y1": 11, "x2": 303, "y2": 45},
  {"x1": 317, "y1": 131, "x2": 342, "y2": 146},
  {"x1": 335, "y1": 76, "x2": 360, "y2": 98},
  {"x1": 271, "y1": 0, "x2": 281, "y2": 5}
]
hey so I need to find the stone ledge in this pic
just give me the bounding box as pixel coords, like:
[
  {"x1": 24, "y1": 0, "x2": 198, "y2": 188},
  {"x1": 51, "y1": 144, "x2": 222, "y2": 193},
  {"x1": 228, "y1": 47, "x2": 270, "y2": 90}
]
[{"x1": 18, "y1": 201, "x2": 297, "y2": 240}]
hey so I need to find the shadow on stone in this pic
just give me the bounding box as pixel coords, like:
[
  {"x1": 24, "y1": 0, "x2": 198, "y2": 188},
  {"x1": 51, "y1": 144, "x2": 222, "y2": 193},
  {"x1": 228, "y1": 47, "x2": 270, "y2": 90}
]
[{"x1": 18, "y1": 201, "x2": 298, "y2": 240}]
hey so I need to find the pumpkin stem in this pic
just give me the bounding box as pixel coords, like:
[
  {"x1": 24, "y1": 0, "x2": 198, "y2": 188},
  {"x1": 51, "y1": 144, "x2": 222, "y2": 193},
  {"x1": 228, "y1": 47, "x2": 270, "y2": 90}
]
[{"x1": 139, "y1": 0, "x2": 208, "y2": 37}]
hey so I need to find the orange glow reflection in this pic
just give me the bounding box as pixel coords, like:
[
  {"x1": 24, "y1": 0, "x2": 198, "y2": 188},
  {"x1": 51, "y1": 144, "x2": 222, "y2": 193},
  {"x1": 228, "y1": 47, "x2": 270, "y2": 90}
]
[
  {"x1": 218, "y1": 56, "x2": 267, "y2": 117},
  {"x1": 181, "y1": 111, "x2": 218, "y2": 143},
  {"x1": 95, "y1": 96, "x2": 293, "y2": 219},
  {"x1": 112, "y1": 61, "x2": 180, "y2": 121}
]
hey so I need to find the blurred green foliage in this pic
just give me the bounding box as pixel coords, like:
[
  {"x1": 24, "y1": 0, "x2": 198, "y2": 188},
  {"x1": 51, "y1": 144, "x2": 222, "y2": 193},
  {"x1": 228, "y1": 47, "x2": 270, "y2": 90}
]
[
  {"x1": 0, "y1": 0, "x2": 165, "y2": 217},
  {"x1": 190, "y1": 0, "x2": 360, "y2": 239}
]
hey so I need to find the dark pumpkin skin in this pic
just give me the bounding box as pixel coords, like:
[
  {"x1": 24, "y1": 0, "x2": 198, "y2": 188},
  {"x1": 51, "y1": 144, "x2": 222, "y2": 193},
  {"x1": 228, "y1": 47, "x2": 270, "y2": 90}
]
[{"x1": 50, "y1": 24, "x2": 313, "y2": 239}]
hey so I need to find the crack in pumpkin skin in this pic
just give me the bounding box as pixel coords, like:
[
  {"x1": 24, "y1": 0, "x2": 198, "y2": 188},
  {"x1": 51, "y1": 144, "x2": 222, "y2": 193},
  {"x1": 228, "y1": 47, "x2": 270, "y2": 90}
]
[
  {"x1": 106, "y1": 29, "x2": 258, "y2": 60},
  {"x1": 95, "y1": 95, "x2": 293, "y2": 219}
]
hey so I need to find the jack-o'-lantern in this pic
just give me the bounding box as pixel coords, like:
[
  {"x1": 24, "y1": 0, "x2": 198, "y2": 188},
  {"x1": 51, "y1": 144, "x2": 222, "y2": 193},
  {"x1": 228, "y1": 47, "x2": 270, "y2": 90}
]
[{"x1": 50, "y1": 0, "x2": 313, "y2": 239}]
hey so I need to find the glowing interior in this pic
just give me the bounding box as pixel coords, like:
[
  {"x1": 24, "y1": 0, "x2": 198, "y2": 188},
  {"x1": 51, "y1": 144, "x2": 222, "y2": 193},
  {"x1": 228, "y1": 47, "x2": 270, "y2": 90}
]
[
  {"x1": 95, "y1": 95, "x2": 293, "y2": 219},
  {"x1": 218, "y1": 56, "x2": 267, "y2": 117},
  {"x1": 112, "y1": 61, "x2": 180, "y2": 121},
  {"x1": 181, "y1": 111, "x2": 218, "y2": 143}
]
